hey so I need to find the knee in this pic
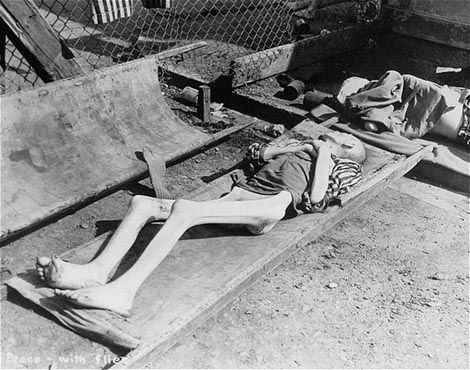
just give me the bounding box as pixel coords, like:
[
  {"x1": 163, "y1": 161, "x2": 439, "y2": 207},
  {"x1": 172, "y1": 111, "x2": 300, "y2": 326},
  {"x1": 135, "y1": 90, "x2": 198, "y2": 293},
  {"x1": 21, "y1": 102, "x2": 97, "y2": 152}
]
[
  {"x1": 247, "y1": 193, "x2": 290, "y2": 235},
  {"x1": 129, "y1": 195, "x2": 152, "y2": 209},
  {"x1": 169, "y1": 199, "x2": 193, "y2": 224},
  {"x1": 128, "y1": 195, "x2": 160, "y2": 218},
  {"x1": 247, "y1": 211, "x2": 283, "y2": 235}
]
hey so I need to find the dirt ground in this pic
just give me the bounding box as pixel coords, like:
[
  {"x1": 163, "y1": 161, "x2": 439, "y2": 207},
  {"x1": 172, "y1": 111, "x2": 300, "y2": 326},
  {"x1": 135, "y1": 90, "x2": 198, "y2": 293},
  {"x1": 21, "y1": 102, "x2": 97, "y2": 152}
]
[
  {"x1": 1, "y1": 124, "x2": 468, "y2": 369},
  {"x1": 1, "y1": 33, "x2": 470, "y2": 369},
  {"x1": 150, "y1": 177, "x2": 469, "y2": 369}
]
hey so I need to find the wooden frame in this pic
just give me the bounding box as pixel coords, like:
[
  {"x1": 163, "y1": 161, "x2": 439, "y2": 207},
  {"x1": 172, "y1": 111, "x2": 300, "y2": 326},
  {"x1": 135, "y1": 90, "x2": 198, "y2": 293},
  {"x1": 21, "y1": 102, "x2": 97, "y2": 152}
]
[
  {"x1": 6, "y1": 121, "x2": 432, "y2": 368},
  {"x1": 229, "y1": 24, "x2": 373, "y2": 88},
  {"x1": 0, "y1": 55, "x2": 250, "y2": 244}
]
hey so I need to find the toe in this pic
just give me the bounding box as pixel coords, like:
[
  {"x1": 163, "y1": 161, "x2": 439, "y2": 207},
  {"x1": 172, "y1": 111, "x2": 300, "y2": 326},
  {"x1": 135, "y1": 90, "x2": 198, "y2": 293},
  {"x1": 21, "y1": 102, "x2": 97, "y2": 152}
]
[
  {"x1": 54, "y1": 288, "x2": 67, "y2": 296},
  {"x1": 36, "y1": 256, "x2": 51, "y2": 268}
]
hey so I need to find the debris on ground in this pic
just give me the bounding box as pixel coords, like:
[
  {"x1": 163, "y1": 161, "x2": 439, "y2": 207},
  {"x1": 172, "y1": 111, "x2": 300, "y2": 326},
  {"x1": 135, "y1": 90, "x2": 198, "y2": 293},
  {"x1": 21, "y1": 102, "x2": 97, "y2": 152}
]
[
  {"x1": 428, "y1": 272, "x2": 446, "y2": 281},
  {"x1": 255, "y1": 123, "x2": 286, "y2": 138},
  {"x1": 211, "y1": 110, "x2": 228, "y2": 119}
]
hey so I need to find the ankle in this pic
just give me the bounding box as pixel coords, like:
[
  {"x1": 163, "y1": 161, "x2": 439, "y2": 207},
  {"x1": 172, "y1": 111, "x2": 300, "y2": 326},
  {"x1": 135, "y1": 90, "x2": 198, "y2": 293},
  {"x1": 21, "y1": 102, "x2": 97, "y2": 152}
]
[
  {"x1": 87, "y1": 260, "x2": 112, "y2": 280},
  {"x1": 108, "y1": 280, "x2": 138, "y2": 301}
]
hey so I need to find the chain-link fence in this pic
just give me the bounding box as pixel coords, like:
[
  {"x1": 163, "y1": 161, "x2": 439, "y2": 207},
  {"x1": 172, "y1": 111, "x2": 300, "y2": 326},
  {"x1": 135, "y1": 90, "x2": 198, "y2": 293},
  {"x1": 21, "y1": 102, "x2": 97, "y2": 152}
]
[{"x1": 1, "y1": 0, "x2": 380, "y2": 95}]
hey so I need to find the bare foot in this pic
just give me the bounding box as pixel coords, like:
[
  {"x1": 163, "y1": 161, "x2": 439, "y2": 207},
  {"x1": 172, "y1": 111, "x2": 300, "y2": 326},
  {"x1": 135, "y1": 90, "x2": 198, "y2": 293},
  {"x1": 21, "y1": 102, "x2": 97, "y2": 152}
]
[
  {"x1": 54, "y1": 283, "x2": 133, "y2": 316},
  {"x1": 36, "y1": 256, "x2": 108, "y2": 290}
]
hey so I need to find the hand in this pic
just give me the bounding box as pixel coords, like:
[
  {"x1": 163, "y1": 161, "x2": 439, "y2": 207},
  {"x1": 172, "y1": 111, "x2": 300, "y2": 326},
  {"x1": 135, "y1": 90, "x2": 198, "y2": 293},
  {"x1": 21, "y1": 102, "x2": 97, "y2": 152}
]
[
  {"x1": 311, "y1": 139, "x2": 331, "y2": 152},
  {"x1": 364, "y1": 122, "x2": 379, "y2": 132}
]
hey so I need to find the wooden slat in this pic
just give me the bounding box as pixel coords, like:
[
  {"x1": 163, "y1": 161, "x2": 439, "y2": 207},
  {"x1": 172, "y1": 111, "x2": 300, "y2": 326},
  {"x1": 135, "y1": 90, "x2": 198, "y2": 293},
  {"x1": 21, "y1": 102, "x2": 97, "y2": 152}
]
[
  {"x1": 229, "y1": 25, "x2": 373, "y2": 88},
  {"x1": 0, "y1": 55, "x2": 251, "y2": 243},
  {"x1": 6, "y1": 121, "x2": 430, "y2": 368},
  {"x1": 0, "y1": 0, "x2": 83, "y2": 81},
  {"x1": 382, "y1": 5, "x2": 470, "y2": 51},
  {"x1": 153, "y1": 41, "x2": 207, "y2": 60}
]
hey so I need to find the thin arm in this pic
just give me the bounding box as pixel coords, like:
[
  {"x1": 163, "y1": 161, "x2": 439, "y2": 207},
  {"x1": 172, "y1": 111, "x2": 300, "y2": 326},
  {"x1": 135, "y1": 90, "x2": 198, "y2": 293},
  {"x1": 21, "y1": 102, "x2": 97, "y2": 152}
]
[
  {"x1": 262, "y1": 141, "x2": 315, "y2": 161},
  {"x1": 308, "y1": 143, "x2": 332, "y2": 204}
]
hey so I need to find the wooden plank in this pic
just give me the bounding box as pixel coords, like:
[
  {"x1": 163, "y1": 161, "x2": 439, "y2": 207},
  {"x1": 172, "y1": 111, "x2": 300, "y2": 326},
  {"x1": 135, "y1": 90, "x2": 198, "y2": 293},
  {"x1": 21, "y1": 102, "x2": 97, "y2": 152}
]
[
  {"x1": 0, "y1": 55, "x2": 251, "y2": 243},
  {"x1": 0, "y1": 0, "x2": 83, "y2": 81},
  {"x1": 392, "y1": 13, "x2": 470, "y2": 51},
  {"x1": 230, "y1": 88, "x2": 469, "y2": 193},
  {"x1": 409, "y1": 0, "x2": 470, "y2": 25},
  {"x1": 154, "y1": 42, "x2": 207, "y2": 60},
  {"x1": 229, "y1": 25, "x2": 373, "y2": 88},
  {"x1": 6, "y1": 121, "x2": 430, "y2": 368},
  {"x1": 382, "y1": 5, "x2": 470, "y2": 50},
  {"x1": 0, "y1": 20, "x2": 6, "y2": 70}
]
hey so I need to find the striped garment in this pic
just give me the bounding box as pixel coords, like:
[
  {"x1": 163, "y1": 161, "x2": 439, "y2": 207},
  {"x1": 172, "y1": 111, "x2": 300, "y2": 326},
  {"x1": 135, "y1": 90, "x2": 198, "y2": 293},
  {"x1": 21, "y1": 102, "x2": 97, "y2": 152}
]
[
  {"x1": 90, "y1": 0, "x2": 134, "y2": 24},
  {"x1": 300, "y1": 157, "x2": 363, "y2": 213},
  {"x1": 457, "y1": 94, "x2": 470, "y2": 146},
  {"x1": 90, "y1": 0, "x2": 173, "y2": 24},
  {"x1": 245, "y1": 142, "x2": 363, "y2": 213}
]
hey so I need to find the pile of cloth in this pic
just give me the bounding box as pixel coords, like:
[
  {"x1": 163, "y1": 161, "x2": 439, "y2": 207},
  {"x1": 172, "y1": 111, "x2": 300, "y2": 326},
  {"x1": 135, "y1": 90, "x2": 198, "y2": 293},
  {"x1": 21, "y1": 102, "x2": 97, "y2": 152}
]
[{"x1": 341, "y1": 70, "x2": 470, "y2": 145}]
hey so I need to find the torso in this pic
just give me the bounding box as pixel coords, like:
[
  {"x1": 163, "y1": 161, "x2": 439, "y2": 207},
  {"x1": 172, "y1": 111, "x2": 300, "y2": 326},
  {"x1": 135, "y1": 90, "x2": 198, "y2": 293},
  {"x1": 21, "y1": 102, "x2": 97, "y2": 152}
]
[{"x1": 430, "y1": 103, "x2": 464, "y2": 140}]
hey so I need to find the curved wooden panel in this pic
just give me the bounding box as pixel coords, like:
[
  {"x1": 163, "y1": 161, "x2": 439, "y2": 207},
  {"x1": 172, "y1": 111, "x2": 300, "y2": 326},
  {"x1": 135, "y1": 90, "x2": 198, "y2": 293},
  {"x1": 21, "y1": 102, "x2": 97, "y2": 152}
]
[{"x1": 1, "y1": 57, "x2": 210, "y2": 241}]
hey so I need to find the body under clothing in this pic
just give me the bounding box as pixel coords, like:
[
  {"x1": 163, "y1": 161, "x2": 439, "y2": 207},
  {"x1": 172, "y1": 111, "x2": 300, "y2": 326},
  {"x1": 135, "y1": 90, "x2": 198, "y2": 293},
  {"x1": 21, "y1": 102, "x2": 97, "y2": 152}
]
[
  {"x1": 342, "y1": 71, "x2": 470, "y2": 143},
  {"x1": 236, "y1": 151, "x2": 313, "y2": 217},
  {"x1": 236, "y1": 148, "x2": 363, "y2": 217}
]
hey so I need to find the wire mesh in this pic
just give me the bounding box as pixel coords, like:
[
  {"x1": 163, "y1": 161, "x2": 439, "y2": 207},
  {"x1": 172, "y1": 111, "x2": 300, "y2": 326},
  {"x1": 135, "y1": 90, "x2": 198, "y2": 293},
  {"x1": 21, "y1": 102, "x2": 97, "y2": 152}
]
[{"x1": 1, "y1": 0, "x2": 380, "y2": 95}]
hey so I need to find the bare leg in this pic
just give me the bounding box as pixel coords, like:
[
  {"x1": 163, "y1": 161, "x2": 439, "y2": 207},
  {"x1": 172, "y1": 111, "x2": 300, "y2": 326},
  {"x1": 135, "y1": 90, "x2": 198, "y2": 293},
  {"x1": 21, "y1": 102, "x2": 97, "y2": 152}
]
[
  {"x1": 36, "y1": 188, "x2": 271, "y2": 289},
  {"x1": 38, "y1": 147, "x2": 172, "y2": 289},
  {"x1": 55, "y1": 191, "x2": 292, "y2": 316},
  {"x1": 37, "y1": 196, "x2": 174, "y2": 289}
]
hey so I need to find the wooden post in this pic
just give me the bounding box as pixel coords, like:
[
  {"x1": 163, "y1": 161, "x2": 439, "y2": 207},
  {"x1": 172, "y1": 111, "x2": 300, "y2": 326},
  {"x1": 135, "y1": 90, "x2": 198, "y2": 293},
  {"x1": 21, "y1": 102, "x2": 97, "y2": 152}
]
[
  {"x1": 0, "y1": 0, "x2": 83, "y2": 82},
  {"x1": 198, "y1": 85, "x2": 211, "y2": 122},
  {"x1": 0, "y1": 19, "x2": 5, "y2": 70}
]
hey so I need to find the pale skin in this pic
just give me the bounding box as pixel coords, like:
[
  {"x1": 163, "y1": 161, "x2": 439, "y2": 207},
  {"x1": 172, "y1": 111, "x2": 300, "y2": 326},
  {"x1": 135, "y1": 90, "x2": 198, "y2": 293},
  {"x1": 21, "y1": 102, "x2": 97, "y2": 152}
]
[
  {"x1": 363, "y1": 103, "x2": 464, "y2": 141},
  {"x1": 36, "y1": 133, "x2": 360, "y2": 316}
]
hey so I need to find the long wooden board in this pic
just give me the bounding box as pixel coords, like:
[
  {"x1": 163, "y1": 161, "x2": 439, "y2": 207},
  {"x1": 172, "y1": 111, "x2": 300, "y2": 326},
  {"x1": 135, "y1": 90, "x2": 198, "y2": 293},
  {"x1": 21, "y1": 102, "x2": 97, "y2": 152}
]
[
  {"x1": 229, "y1": 25, "x2": 372, "y2": 88},
  {"x1": 0, "y1": 0, "x2": 83, "y2": 81},
  {"x1": 0, "y1": 55, "x2": 249, "y2": 243},
  {"x1": 6, "y1": 121, "x2": 432, "y2": 368},
  {"x1": 390, "y1": 12, "x2": 470, "y2": 51},
  {"x1": 383, "y1": 2, "x2": 470, "y2": 51}
]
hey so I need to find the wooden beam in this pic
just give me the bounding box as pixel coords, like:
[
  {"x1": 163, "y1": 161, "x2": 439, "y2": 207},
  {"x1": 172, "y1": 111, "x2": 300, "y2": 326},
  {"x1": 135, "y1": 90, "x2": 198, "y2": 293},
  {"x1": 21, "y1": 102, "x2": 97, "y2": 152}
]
[
  {"x1": 154, "y1": 41, "x2": 207, "y2": 60},
  {"x1": 0, "y1": 0, "x2": 83, "y2": 82},
  {"x1": 0, "y1": 18, "x2": 6, "y2": 70},
  {"x1": 391, "y1": 12, "x2": 470, "y2": 51},
  {"x1": 381, "y1": 3, "x2": 470, "y2": 51},
  {"x1": 229, "y1": 24, "x2": 373, "y2": 88}
]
